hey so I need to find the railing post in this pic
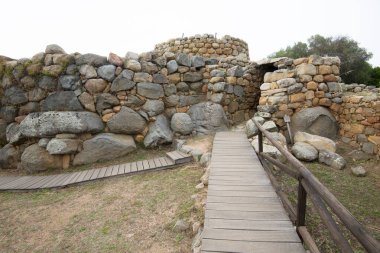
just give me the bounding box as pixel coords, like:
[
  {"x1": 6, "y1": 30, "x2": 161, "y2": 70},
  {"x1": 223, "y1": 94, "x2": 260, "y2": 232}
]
[
  {"x1": 258, "y1": 130, "x2": 263, "y2": 153},
  {"x1": 296, "y1": 178, "x2": 307, "y2": 227}
]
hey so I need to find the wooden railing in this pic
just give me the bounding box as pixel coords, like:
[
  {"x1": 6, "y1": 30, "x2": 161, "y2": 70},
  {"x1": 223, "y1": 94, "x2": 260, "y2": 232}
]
[{"x1": 253, "y1": 120, "x2": 380, "y2": 253}]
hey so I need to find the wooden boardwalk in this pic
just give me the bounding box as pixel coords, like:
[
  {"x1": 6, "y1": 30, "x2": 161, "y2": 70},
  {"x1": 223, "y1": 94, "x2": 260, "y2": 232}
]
[
  {"x1": 0, "y1": 151, "x2": 192, "y2": 191},
  {"x1": 201, "y1": 132, "x2": 305, "y2": 253}
]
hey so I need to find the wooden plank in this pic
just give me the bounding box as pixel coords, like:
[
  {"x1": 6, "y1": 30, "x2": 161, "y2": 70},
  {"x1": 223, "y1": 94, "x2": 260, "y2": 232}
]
[
  {"x1": 159, "y1": 157, "x2": 168, "y2": 167},
  {"x1": 60, "y1": 172, "x2": 82, "y2": 186},
  {"x1": 205, "y1": 210, "x2": 289, "y2": 221},
  {"x1": 153, "y1": 158, "x2": 162, "y2": 168},
  {"x1": 111, "y1": 165, "x2": 119, "y2": 176},
  {"x1": 89, "y1": 169, "x2": 101, "y2": 180},
  {"x1": 104, "y1": 166, "x2": 113, "y2": 177},
  {"x1": 124, "y1": 163, "x2": 131, "y2": 173},
  {"x1": 97, "y1": 167, "x2": 108, "y2": 178},
  {"x1": 143, "y1": 160, "x2": 150, "y2": 170},
  {"x1": 204, "y1": 219, "x2": 294, "y2": 231},
  {"x1": 82, "y1": 169, "x2": 96, "y2": 181},
  {"x1": 136, "y1": 161, "x2": 144, "y2": 171},
  {"x1": 164, "y1": 157, "x2": 175, "y2": 166},
  {"x1": 206, "y1": 202, "x2": 283, "y2": 212},
  {"x1": 148, "y1": 159, "x2": 156, "y2": 170},
  {"x1": 0, "y1": 177, "x2": 20, "y2": 186},
  {"x1": 207, "y1": 190, "x2": 277, "y2": 198},
  {"x1": 14, "y1": 176, "x2": 45, "y2": 190},
  {"x1": 173, "y1": 151, "x2": 186, "y2": 158},
  {"x1": 166, "y1": 151, "x2": 180, "y2": 161},
  {"x1": 202, "y1": 228, "x2": 301, "y2": 242},
  {"x1": 0, "y1": 176, "x2": 33, "y2": 189},
  {"x1": 72, "y1": 170, "x2": 89, "y2": 184},
  {"x1": 201, "y1": 239, "x2": 305, "y2": 253},
  {"x1": 130, "y1": 162, "x2": 137, "y2": 172},
  {"x1": 206, "y1": 196, "x2": 280, "y2": 205},
  {"x1": 26, "y1": 175, "x2": 56, "y2": 189},
  {"x1": 117, "y1": 164, "x2": 126, "y2": 175},
  {"x1": 43, "y1": 174, "x2": 70, "y2": 188},
  {"x1": 208, "y1": 185, "x2": 274, "y2": 192}
]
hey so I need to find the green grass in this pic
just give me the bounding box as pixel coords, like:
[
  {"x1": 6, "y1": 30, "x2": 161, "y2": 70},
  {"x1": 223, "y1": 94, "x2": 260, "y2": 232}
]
[
  {"x1": 274, "y1": 157, "x2": 380, "y2": 253},
  {"x1": 0, "y1": 164, "x2": 204, "y2": 253}
]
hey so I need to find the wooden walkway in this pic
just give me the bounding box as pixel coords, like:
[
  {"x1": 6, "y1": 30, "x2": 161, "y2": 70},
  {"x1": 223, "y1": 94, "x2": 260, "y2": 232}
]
[
  {"x1": 201, "y1": 132, "x2": 305, "y2": 253},
  {"x1": 0, "y1": 151, "x2": 192, "y2": 191}
]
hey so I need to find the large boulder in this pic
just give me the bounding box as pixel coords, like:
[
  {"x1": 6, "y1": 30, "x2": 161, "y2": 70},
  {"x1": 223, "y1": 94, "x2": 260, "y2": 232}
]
[
  {"x1": 41, "y1": 91, "x2": 84, "y2": 111},
  {"x1": 107, "y1": 107, "x2": 146, "y2": 134},
  {"x1": 46, "y1": 138, "x2": 81, "y2": 155},
  {"x1": 144, "y1": 115, "x2": 173, "y2": 147},
  {"x1": 290, "y1": 107, "x2": 338, "y2": 139},
  {"x1": 7, "y1": 112, "x2": 104, "y2": 143},
  {"x1": 291, "y1": 142, "x2": 318, "y2": 162},
  {"x1": 0, "y1": 144, "x2": 20, "y2": 169},
  {"x1": 142, "y1": 100, "x2": 165, "y2": 117},
  {"x1": 171, "y1": 113, "x2": 193, "y2": 135},
  {"x1": 245, "y1": 117, "x2": 265, "y2": 138},
  {"x1": 188, "y1": 102, "x2": 229, "y2": 134},
  {"x1": 73, "y1": 133, "x2": 136, "y2": 165},
  {"x1": 318, "y1": 150, "x2": 346, "y2": 170},
  {"x1": 294, "y1": 131, "x2": 336, "y2": 152},
  {"x1": 21, "y1": 144, "x2": 63, "y2": 172}
]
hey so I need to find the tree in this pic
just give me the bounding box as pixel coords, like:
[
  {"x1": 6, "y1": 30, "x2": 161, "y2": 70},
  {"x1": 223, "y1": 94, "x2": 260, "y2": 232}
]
[
  {"x1": 270, "y1": 35, "x2": 374, "y2": 84},
  {"x1": 369, "y1": 67, "x2": 380, "y2": 87}
]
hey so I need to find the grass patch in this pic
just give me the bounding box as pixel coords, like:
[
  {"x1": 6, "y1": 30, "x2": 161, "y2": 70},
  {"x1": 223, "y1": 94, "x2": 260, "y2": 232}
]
[{"x1": 0, "y1": 164, "x2": 203, "y2": 252}]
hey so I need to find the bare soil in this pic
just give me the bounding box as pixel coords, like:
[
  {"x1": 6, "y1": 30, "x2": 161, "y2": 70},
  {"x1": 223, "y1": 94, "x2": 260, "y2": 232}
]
[{"x1": 0, "y1": 163, "x2": 204, "y2": 253}]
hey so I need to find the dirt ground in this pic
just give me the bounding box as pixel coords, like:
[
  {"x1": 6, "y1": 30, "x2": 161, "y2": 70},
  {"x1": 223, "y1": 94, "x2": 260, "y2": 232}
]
[{"x1": 0, "y1": 164, "x2": 204, "y2": 253}]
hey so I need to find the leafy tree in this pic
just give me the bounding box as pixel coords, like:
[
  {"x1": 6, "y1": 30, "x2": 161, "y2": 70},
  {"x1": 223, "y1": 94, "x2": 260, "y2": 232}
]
[
  {"x1": 369, "y1": 67, "x2": 380, "y2": 87},
  {"x1": 270, "y1": 35, "x2": 374, "y2": 84}
]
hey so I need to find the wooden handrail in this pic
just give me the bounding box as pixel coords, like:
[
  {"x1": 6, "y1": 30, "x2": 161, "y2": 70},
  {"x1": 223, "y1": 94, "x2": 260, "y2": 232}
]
[{"x1": 253, "y1": 119, "x2": 380, "y2": 253}]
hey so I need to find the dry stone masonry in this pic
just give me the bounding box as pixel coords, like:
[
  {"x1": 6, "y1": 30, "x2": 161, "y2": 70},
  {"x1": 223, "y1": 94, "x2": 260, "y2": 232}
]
[
  {"x1": 0, "y1": 35, "x2": 261, "y2": 172},
  {"x1": 0, "y1": 35, "x2": 379, "y2": 173}
]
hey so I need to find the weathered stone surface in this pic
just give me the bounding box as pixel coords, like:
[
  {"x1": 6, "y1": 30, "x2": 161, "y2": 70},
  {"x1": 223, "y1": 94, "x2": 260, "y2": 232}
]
[
  {"x1": 144, "y1": 115, "x2": 173, "y2": 147},
  {"x1": 46, "y1": 138, "x2": 81, "y2": 155},
  {"x1": 21, "y1": 144, "x2": 63, "y2": 172},
  {"x1": 176, "y1": 82, "x2": 189, "y2": 92},
  {"x1": 133, "y1": 72, "x2": 153, "y2": 83},
  {"x1": 153, "y1": 56, "x2": 167, "y2": 67},
  {"x1": 291, "y1": 142, "x2": 318, "y2": 161},
  {"x1": 171, "y1": 113, "x2": 193, "y2": 135},
  {"x1": 164, "y1": 95, "x2": 179, "y2": 107},
  {"x1": 167, "y1": 60, "x2": 178, "y2": 74},
  {"x1": 42, "y1": 65, "x2": 63, "y2": 77},
  {"x1": 234, "y1": 85, "x2": 244, "y2": 97},
  {"x1": 210, "y1": 69, "x2": 225, "y2": 77},
  {"x1": 191, "y1": 56, "x2": 205, "y2": 68},
  {"x1": 210, "y1": 93, "x2": 224, "y2": 103},
  {"x1": 79, "y1": 64, "x2": 97, "y2": 79},
  {"x1": 141, "y1": 61, "x2": 159, "y2": 74},
  {"x1": 20, "y1": 76, "x2": 36, "y2": 88},
  {"x1": 178, "y1": 95, "x2": 206, "y2": 107},
  {"x1": 77, "y1": 92, "x2": 95, "y2": 112},
  {"x1": 108, "y1": 53, "x2": 124, "y2": 66},
  {"x1": 125, "y1": 51, "x2": 139, "y2": 60},
  {"x1": 0, "y1": 144, "x2": 20, "y2": 169},
  {"x1": 287, "y1": 83, "x2": 303, "y2": 94},
  {"x1": 10, "y1": 112, "x2": 104, "y2": 142},
  {"x1": 227, "y1": 66, "x2": 244, "y2": 77},
  {"x1": 277, "y1": 78, "x2": 296, "y2": 88},
  {"x1": 41, "y1": 91, "x2": 83, "y2": 111},
  {"x1": 58, "y1": 75, "x2": 80, "y2": 90},
  {"x1": 212, "y1": 82, "x2": 226, "y2": 92},
  {"x1": 19, "y1": 102, "x2": 39, "y2": 115},
  {"x1": 111, "y1": 70, "x2": 135, "y2": 92},
  {"x1": 85, "y1": 79, "x2": 108, "y2": 94},
  {"x1": 252, "y1": 138, "x2": 282, "y2": 159},
  {"x1": 73, "y1": 133, "x2": 136, "y2": 165},
  {"x1": 153, "y1": 73, "x2": 168, "y2": 84},
  {"x1": 76, "y1": 53, "x2": 107, "y2": 67},
  {"x1": 0, "y1": 106, "x2": 17, "y2": 123},
  {"x1": 125, "y1": 95, "x2": 144, "y2": 107},
  {"x1": 264, "y1": 70, "x2": 291, "y2": 83},
  {"x1": 290, "y1": 106, "x2": 338, "y2": 139},
  {"x1": 351, "y1": 166, "x2": 367, "y2": 177},
  {"x1": 183, "y1": 72, "x2": 203, "y2": 82},
  {"x1": 97, "y1": 65, "x2": 116, "y2": 81},
  {"x1": 142, "y1": 99, "x2": 165, "y2": 116},
  {"x1": 257, "y1": 105, "x2": 277, "y2": 114},
  {"x1": 4, "y1": 86, "x2": 28, "y2": 105},
  {"x1": 137, "y1": 82, "x2": 164, "y2": 99},
  {"x1": 188, "y1": 102, "x2": 229, "y2": 134},
  {"x1": 38, "y1": 76, "x2": 57, "y2": 91},
  {"x1": 296, "y1": 63, "x2": 317, "y2": 76},
  {"x1": 262, "y1": 121, "x2": 278, "y2": 132},
  {"x1": 294, "y1": 131, "x2": 336, "y2": 152},
  {"x1": 176, "y1": 53, "x2": 191, "y2": 67},
  {"x1": 96, "y1": 93, "x2": 119, "y2": 113},
  {"x1": 319, "y1": 150, "x2": 346, "y2": 170},
  {"x1": 246, "y1": 120, "x2": 257, "y2": 138},
  {"x1": 45, "y1": 44, "x2": 66, "y2": 54},
  {"x1": 107, "y1": 107, "x2": 146, "y2": 134},
  {"x1": 173, "y1": 219, "x2": 189, "y2": 232},
  {"x1": 125, "y1": 59, "x2": 141, "y2": 72},
  {"x1": 164, "y1": 83, "x2": 177, "y2": 96}
]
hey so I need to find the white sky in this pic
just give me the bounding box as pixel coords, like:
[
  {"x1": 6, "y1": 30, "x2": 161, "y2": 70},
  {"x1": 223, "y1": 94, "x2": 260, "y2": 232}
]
[{"x1": 1, "y1": 0, "x2": 379, "y2": 65}]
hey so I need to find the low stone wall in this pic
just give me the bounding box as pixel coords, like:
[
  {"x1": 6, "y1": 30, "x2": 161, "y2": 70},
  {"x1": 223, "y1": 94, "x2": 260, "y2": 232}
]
[
  {"x1": 338, "y1": 91, "x2": 380, "y2": 155},
  {"x1": 257, "y1": 55, "x2": 342, "y2": 128},
  {"x1": 0, "y1": 41, "x2": 259, "y2": 171},
  {"x1": 154, "y1": 34, "x2": 249, "y2": 63}
]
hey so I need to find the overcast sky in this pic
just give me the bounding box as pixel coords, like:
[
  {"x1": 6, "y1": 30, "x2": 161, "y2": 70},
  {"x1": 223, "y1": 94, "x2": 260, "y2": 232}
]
[{"x1": 1, "y1": 0, "x2": 379, "y2": 66}]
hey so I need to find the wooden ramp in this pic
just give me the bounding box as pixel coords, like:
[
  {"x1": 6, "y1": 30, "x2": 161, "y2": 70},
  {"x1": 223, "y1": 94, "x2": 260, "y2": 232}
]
[
  {"x1": 0, "y1": 151, "x2": 191, "y2": 192},
  {"x1": 202, "y1": 132, "x2": 305, "y2": 253}
]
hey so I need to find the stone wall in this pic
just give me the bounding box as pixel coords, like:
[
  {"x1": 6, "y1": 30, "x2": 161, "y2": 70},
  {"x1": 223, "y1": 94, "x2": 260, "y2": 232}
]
[
  {"x1": 257, "y1": 55, "x2": 342, "y2": 128},
  {"x1": 338, "y1": 91, "x2": 380, "y2": 155},
  {"x1": 154, "y1": 34, "x2": 249, "y2": 64},
  {"x1": 0, "y1": 39, "x2": 259, "y2": 171}
]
